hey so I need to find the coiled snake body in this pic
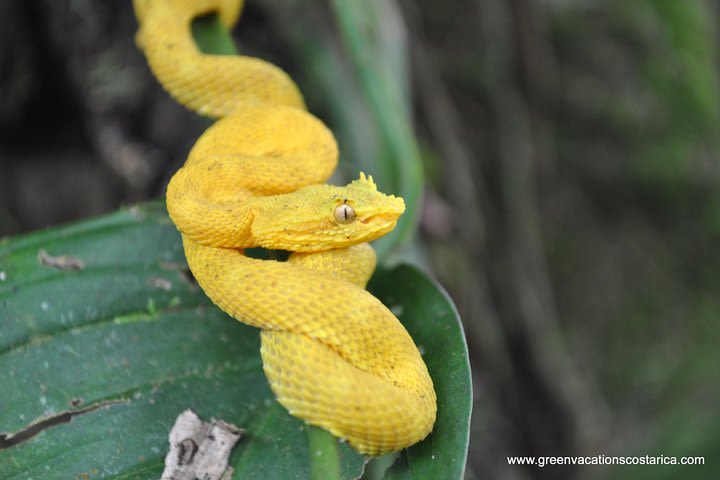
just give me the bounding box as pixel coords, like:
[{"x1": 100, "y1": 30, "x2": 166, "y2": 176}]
[{"x1": 134, "y1": 0, "x2": 436, "y2": 455}]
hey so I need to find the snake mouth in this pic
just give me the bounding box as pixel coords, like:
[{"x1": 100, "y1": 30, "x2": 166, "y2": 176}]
[
  {"x1": 356, "y1": 215, "x2": 401, "y2": 241},
  {"x1": 359, "y1": 213, "x2": 392, "y2": 225}
]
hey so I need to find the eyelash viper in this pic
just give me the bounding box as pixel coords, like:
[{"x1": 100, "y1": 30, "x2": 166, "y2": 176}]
[{"x1": 133, "y1": 0, "x2": 436, "y2": 455}]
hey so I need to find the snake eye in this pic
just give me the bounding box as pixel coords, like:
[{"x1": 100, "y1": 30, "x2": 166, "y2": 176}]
[{"x1": 334, "y1": 203, "x2": 356, "y2": 224}]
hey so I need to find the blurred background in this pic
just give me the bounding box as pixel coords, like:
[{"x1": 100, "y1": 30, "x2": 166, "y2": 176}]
[{"x1": 1, "y1": 0, "x2": 719, "y2": 478}]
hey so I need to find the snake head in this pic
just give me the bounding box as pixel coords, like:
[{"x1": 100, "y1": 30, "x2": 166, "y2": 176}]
[{"x1": 252, "y1": 173, "x2": 405, "y2": 252}]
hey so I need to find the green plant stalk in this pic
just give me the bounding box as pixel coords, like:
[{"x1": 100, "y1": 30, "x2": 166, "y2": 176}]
[
  {"x1": 330, "y1": 0, "x2": 424, "y2": 259},
  {"x1": 363, "y1": 453, "x2": 397, "y2": 480},
  {"x1": 307, "y1": 426, "x2": 342, "y2": 480},
  {"x1": 191, "y1": 13, "x2": 238, "y2": 55}
]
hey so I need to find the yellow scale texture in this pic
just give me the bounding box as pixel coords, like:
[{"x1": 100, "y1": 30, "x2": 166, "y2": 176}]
[{"x1": 133, "y1": 0, "x2": 436, "y2": 455}]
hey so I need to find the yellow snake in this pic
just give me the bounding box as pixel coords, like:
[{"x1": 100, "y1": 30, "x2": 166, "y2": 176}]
[{"x1": 133, "y1": 0, "x2": 436, "y2": 455}]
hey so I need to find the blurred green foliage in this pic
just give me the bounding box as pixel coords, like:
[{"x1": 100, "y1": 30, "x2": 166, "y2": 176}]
[
  {"x1": 630, "y1": 0, "x2": 719, "y2": 191},
  {"x1": 546, "y1": 2, "x2": 719, "y2": 478}
]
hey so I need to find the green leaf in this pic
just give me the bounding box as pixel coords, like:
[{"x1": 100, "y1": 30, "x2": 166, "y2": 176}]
[
  {"x1": 0, "y1": 203, "x2": 364, "y2": 479},
  {"x1": 369, "y1": 267, "x2": 472, "y2": 480},
  {"x1": 0, "y1": 202, "x2": 470, "y2": 479}
]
